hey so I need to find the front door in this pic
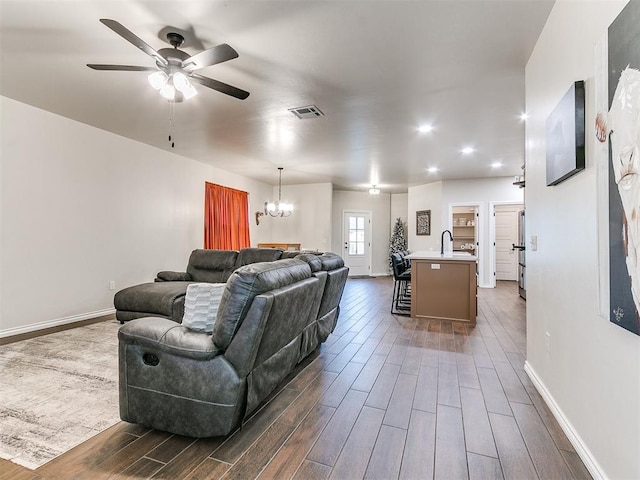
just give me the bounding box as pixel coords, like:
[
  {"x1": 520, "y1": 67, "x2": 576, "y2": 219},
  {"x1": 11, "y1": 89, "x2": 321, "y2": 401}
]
[
  {"x1": 343, "y1": 211, "x2": 372, "y2": 276},
  {"x1": 494, "y1": 204, "x2": 522, "y2": 281}
]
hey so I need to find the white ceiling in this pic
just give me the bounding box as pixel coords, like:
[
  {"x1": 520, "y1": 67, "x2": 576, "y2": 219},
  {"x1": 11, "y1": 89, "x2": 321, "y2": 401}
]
[{"x1": 0, "y1": 0, "x2": 553, "y2": 192}]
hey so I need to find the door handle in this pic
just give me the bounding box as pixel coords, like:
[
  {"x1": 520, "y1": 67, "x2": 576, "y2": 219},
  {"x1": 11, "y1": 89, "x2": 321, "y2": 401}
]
[{"x1": 512, "y1": 244, "x2": 525, "y2": 251}]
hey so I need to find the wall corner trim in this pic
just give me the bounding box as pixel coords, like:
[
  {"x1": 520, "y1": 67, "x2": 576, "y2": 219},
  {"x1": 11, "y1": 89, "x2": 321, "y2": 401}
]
[
  {"x1": 0, "y1": 308, "x2": 116, "y2": 338},
  {"x1": 524, "y1": 361, "x2": 606, "y2": 480}
]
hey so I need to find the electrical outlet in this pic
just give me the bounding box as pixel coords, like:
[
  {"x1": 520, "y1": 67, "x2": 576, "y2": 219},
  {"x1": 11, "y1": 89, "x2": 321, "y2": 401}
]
[
  {"x1": 109, "y1": 281, "x2": 116, "y2": 291},
  {"x1": 545, "y1": 331, "x2": 551, "y2": 354}
]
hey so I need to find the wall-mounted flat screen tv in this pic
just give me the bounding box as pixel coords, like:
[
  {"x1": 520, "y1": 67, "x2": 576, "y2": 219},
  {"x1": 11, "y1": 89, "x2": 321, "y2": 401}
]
[{"x1": 546, "y1": 80, "x2": 586, "y2": 186}]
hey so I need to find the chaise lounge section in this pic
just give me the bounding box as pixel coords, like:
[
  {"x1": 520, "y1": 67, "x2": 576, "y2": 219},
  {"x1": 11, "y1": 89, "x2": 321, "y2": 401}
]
[{"x1": 114, "y1": 247, "x2": 284, "y2": 323}]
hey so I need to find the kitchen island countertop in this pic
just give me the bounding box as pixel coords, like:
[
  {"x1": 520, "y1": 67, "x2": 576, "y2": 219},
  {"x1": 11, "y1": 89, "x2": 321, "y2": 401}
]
[{"x1": 406, "y1": 251, "x2": 477, "y2": 262}]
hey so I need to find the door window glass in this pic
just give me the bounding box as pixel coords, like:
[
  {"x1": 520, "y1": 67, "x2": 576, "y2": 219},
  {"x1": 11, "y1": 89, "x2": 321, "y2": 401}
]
[{"x1": 348, "y1": 215, "x2": 365, "y2": 255}]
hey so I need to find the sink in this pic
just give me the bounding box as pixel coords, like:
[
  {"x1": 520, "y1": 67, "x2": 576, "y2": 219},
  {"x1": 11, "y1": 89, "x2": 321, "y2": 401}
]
[{"x1": 438, "y1": 252, "x2": 474, "y2": 259}]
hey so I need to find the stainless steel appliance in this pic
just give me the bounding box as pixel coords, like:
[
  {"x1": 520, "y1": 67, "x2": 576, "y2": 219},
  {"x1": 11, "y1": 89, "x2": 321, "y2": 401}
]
[{"x1": 512, "y1": 210, "x2": 526, "y2": 300}]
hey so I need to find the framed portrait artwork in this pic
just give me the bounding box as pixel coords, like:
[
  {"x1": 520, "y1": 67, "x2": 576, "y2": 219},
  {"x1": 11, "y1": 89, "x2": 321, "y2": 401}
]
[
  {"x1": 595, "y1": 0, "x2": 640, "y2": 336},
  {"x1": 416, "y1": 210, "x2": 431, "y2": 236}
]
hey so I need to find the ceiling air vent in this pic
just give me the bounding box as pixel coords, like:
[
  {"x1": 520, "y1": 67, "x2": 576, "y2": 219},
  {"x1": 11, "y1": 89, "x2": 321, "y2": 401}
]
[{"x1": 289, "y1": 105, "x2": 324, "y2": 119}]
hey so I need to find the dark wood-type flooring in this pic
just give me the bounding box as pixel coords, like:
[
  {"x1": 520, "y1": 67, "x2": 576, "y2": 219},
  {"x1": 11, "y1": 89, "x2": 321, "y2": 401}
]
[{"x1": 1, "y1": 278, "x2": 592, "y2": 480}]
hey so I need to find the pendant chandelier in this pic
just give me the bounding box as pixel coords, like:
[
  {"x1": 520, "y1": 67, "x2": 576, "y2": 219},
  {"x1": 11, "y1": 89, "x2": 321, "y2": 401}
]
[{"x1": 265, "y1": 168, "x2": 293, "y2": 217}]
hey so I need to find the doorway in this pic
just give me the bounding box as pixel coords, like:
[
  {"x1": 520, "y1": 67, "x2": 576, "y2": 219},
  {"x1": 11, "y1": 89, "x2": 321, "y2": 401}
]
[
  {"x1": 490, "y1": 202, "x2": 524, "y2": 287},
  {"x1": 449, "y1": 202, "x2": 485, "y2": 287},
  {"x1": 452, "y1": 206, "x2": 479, "y2": 253},
  {"x1": 342, "y1": 211, "x2": 372, "y2": 276}
]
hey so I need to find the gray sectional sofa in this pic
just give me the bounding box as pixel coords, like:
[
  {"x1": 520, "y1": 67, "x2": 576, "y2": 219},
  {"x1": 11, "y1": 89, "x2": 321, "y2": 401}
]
[
  {"x1": 117, "y1": 250, "x2": 348, "y2": 437},
  {"x1": 114, "y1": 248, "x2": 285, "y2": 323}
]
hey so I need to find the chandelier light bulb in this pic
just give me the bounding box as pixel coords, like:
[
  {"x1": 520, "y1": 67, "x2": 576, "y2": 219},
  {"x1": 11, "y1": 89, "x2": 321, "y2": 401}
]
[{"x1": 280, "y1": 202, "x2": 293, "y2": 213}]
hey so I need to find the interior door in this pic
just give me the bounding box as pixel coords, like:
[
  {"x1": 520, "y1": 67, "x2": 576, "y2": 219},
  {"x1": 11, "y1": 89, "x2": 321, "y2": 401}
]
[
  {"x1": 494, "y1": 204, "x2": 522, "y2": 281},
  {"x1": 343, "y1": 211, "x2": 372, "y2": 276}
]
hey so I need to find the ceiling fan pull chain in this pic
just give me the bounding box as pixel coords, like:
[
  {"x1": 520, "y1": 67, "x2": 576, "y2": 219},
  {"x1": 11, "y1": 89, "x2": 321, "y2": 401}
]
[{"x1": 168, "y1": 100, "x2": 175, "y2": 148}]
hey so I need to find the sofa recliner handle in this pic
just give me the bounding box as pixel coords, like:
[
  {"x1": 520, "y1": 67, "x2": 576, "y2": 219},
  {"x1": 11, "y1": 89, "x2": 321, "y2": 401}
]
[{"x1": 142, "y1": 352, "x2": 160, "y2": 366}]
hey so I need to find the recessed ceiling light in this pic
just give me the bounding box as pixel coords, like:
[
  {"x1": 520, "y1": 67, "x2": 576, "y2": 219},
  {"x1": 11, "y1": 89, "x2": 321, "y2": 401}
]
[
  {"x1": 428, "y1": 167, "x2": 438, "y2": 173},
  {"x1": 461, "y1": 146, "x2": 475, "y2": 155},
  {"x1": 418, "y1": 124, "x2": 434, "y2": 134},
  {"x1": 491, "y1": 162, "x2": 503, "y2": 168},
  {"x1": 520, "y1": 112, "x2": 529, "y2": 121}
]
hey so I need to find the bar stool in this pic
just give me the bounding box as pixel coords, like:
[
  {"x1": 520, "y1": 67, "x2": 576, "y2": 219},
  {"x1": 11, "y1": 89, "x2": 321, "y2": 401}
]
[{"x1": 391, "y1": 253, "x2": 411, "y2": 316}]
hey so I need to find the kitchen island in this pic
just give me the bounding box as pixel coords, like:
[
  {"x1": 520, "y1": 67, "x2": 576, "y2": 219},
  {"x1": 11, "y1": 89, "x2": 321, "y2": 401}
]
[{"x1": 405, "y1": 251, "x2": 477, "y2": 323}]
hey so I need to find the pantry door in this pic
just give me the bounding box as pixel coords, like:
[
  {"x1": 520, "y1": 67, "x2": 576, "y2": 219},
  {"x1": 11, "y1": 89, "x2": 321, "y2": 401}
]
[{"x1": 494, "y1": 204, "x2": 522, "y2": 281}]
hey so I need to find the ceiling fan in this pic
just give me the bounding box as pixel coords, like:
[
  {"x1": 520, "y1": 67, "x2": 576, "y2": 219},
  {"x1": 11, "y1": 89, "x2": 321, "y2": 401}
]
[{"x1": 87, "y1": 19, "x2": 249, "y2": 102}]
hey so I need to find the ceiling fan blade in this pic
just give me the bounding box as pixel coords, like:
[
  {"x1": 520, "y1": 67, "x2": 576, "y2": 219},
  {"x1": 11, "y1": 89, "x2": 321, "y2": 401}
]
[
  {"x1": 87, "y1": 64, "x2": 157, "y2": 71},
  {"x1": 182, "y1": 43, "x2": 238, "y2": 71},
  {"x1": 190, "y1": 73, "x2": 250, "y2": 100},
  {"x1": 99, "y1": 19, "x2": 167, "y2": 67}
]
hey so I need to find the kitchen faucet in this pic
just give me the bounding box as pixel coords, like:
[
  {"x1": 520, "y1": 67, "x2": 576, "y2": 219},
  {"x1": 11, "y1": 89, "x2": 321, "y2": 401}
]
[{"x1": 440, "y1": 229, "x2": 453, "y2": 255}]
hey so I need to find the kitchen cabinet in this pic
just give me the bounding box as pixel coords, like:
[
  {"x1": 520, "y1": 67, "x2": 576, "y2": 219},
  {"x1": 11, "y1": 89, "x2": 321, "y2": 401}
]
[{"x1": 406, "y1": 252, "x2": 477, "y2": 323}]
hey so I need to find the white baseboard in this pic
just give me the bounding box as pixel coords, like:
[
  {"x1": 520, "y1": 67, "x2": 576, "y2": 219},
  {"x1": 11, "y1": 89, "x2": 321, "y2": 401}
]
[
  {"x1": 524, "y1": 361, "x2": 606, "y2": 480},
  {"x1": 0, "y1": 308, "x2": 116, "y2": 338}
]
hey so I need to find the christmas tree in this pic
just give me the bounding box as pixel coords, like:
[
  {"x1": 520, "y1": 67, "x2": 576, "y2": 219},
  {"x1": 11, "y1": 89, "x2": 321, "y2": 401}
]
[{"x1": 389, "y1": 217, "x2": 408, "y2": 270}]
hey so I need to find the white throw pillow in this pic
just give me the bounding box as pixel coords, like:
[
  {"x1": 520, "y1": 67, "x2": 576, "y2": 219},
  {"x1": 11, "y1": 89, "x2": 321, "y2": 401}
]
[{"x1": 182, "y1": 283, "x2": 226, "y2": 333}]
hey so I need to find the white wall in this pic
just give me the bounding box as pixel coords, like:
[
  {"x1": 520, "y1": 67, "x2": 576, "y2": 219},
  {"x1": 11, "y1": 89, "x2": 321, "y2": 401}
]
[
  {"x1": 390, "y1": 193, "x2": 409, "y2": 231},
  {"x1": 0, "y1": 96, "x2": 272, "y2": 335},
  {"x1": 267, "y1": 182, "x2": 333, "y2": 252},
  {"x1": 332, "y1": 190, "x2": 391, "y2": 275},
  {"x1": 408, "y1": 181, "x2": 443, "y2": 252},
  {"x1": 526, "y1": 2, "x2": 639, "y2": 479}
]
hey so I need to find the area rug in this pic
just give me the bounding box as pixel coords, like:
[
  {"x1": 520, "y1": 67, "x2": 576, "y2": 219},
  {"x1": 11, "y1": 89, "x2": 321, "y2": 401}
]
[{"x1": 0, "y1": 320, "x2": 121, "y2": 469}]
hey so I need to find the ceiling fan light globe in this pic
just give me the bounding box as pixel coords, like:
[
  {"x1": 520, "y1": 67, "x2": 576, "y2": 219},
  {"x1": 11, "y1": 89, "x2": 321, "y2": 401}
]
[
  {"x1": 159, "y1": 83, "x2": 176, "y2": 100},
  {"x1": 181, "y1": 83, "x2": 198, "y2": 100},
  {"x1": 172, "y1": 72, "x2": 188, "y2": 89},
  {"x1": 148, "y1": 71, "x2": 168, "y2": 90},
  {"x1": 173, "y1": 72, "x2": 198, "y2": 99}
]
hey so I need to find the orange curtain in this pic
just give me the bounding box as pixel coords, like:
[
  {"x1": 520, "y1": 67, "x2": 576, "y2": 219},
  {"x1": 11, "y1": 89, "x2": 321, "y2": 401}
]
[{"x1": 204, "y1": 182, "x2": 251, "y2": 250}]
